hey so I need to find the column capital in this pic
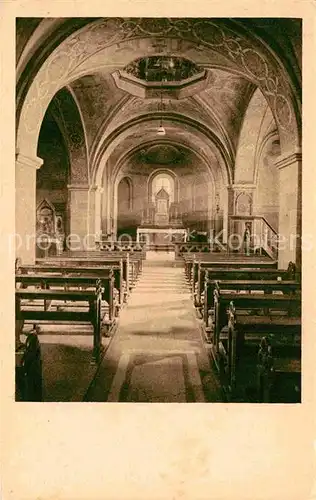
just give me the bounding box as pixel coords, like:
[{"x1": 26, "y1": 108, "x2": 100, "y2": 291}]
[
  {"x1": 275, "y1": 149, "x2": 302, "y2": 170},
  {"x1": 67, "y1": 184, "x2": 90, "y2": 191},
  {"x1": 16, "y1": 153, "x2": 43, "y2": 170},
  {"x1": 89, "y1": 185, "x2": 104, "y2": 194},
  {"x1": 227, "y1": 183, "x2": 256, "y2": 191}
]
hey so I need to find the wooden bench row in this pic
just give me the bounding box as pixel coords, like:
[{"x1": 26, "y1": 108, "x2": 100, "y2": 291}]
[
  {"x1": 185, "y1": 256, "x2": 301, "y2": 402},
  {"x1": 214, "y1": 293, "x2": 301, "y2": 402},
  {"x1": 15, "y1": 251, "x2": 145, "y2": 401},
  {"x1": 36, "y1": 251, "x2": 143, "y2": 292},
  {"x1": 183, "y1": 253, "x2": 279, "y2": 287}
]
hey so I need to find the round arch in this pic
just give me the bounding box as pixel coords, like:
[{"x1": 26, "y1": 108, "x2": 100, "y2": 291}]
[
  {"x1": 93, "y1": 113, "x2": 233, "y2": 186},
  {"x1": 17, "y1": 18, "x2": 300, "y2": 164}
]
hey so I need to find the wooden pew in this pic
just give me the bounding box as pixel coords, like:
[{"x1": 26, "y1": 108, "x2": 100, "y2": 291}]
[
  {"x1": 223, "y1": 301, "x2": 301, "y2": 402},
  {"x1": 204, "y1": 279, "x2": 300, "y2": 326},
  {"x1": 15, "y1": 273, "x2": 115, "y2": 323},
  {"x1": 183, "y1": 253, "x2": 278, "y2": 286},
  {"x1": 37, "y1": 251, "x2": 143, "y2": 293},
  {"x1": 16, "y1": 285, "x2": 104, "y2": 363},
  {"x1": 257, "y1": 336, "x2": 301, "y2": 403},
  {"x1": 36, "y1": 255, "x2": 128, "y2": 300},
  {"x1": 19, "y1": 263, "x2": 119, "y2": 312},
  {"x1": 211, "y1": 290, "x2": 300, "y2": 399},
  {"x1": 213, "y1": 289, "x2": 301, "y2": 352},
  {"x1": 60, "y1": 250, "x2": 142, "y2": 284},
  {"x1": 193, "y1": 259, "x2": 279, "y2": 302},
  {"x1": 202, "y1": 263, "x2": 297, "y2": 317},
  {"x1": 16, "y1": 325, "x2": 43, "y2": 401}
]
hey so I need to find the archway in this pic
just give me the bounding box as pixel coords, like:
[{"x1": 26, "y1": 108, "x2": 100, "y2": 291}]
[{"x1": 16, "y1": 18, "x2": 301, "y2": 264}]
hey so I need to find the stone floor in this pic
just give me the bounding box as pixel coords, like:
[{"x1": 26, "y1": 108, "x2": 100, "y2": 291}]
[{"x1": 86, "y1": 254, "x2": 222, "y2": 402}]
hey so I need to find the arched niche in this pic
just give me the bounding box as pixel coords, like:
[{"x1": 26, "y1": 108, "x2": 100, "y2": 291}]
[
  {"x1": 116, "y1": 176, "x2": 135, "y2": 237},
  {"x1": 235, "y1": 192, "x2": 252, "y2": 215},
  {"x1": 117, "y1": 176, "x2": 133, "y2": 211}
]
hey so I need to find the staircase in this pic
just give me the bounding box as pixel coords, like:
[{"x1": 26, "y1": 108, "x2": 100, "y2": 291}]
[{"x1": 228, "y1": 215, "x2": 278, "y2": 260}]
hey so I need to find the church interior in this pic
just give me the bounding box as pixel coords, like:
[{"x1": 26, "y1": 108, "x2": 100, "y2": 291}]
[{"x1": 15, "y1": 17, "x2": 301, "y2": 403}]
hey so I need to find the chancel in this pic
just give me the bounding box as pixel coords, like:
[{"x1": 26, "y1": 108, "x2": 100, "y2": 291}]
[{"x1": 15, "y1": 17, "x2": 301, "y2": 403}]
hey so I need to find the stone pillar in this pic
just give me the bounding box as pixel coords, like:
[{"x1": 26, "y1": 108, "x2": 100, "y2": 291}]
[
  {"x1": 67, "y1": 184, "x2": 90, "y2": 250},
  {"x1": 226, "y1": 185, "x2": 235, "y2": 239},
  {"x1": 16, "y1": 153, "x2": 43, "y2": 264},
  {"x1": 275, "y1": 150, "x2": 302, "y2": 269},
  {"x1": 88, "y1": 185, "x2": 104, "y2": 245},
  {"x1": 101, "y1": 180, "x2": 112, "y2": 239},
  {"x1": 112, "y1": 180, "x2": 118, "y2": 241}
]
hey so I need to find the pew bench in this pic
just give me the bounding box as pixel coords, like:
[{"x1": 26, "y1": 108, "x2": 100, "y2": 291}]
[
  {"x1": 15, "y1": 273, "x2": 116, "y2": 324},
  {"x1": 19, "y1": 264, "x2": 119, "y2": 313},
  {"x1": 36, "y1": 250, "x2": 143, "y2": 296},
  {"x1": 194, "y1": 258, "x2": 279, "y2": 298},
  {"x1": 16, "y1": 286, "x2": 105, "y2": 363},
  {"x1": 36, "y1": 256, "x2": 128, "y2": 302},
  {"x1": 203, "y1": 279, "x2": 300, "y2": 327},
  {"x1": 221, "y1": 302, "x2": 301, "y2": 402},
  {"x1": 16, "y1": 326, "x2": 42, "y2": 401},
  {"x1": 201, "y1": 264, "x2": 297, "y2": 315},
  {"x1": 211, "y1": 292, "x2": 301, "y2": 402}
]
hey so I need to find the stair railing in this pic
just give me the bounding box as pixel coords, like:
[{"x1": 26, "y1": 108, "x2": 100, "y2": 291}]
[{"x1": 228, "y1": 215, "x2": 278, "y2": 260}]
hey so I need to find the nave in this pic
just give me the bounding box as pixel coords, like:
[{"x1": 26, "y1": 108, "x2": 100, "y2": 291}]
[
  {"x1": 15, "y1": 18, "x2": 302, "y2": 403},
  {"x1": 16, "y1": 246, "x2": 300, "y2": 403},
  {"x1": 86, "y1": 257, "x2": 221, "y2": 403}
]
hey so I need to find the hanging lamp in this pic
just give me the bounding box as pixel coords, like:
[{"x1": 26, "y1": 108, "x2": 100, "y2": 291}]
[{"x1": 157, "y1": 81, "x2": 166, "y2": 136}]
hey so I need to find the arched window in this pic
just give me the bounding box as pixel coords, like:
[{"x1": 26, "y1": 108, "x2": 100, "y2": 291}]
[
  {"x1": 151, "y1": 173, "x2": 174, "y2": 203},
  {"x1": 117, "y1": 177, "x2": 132, "y2": 212}
]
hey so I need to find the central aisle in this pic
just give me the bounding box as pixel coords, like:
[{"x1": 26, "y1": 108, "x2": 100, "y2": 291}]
[{"x1": 86, "y1": 256, "x2": 222, "y2": 402}]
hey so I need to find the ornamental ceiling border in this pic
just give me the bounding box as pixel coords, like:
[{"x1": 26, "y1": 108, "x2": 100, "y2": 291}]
[
  {"x1": 91, "y1": 111, "x2": 234, "y2": 182},
  {"x1": 111, "y1": 138, "x2": 222, "y2": 191},
  {"x1": 17, "y1": 17, "x2": 299, "y2": 157},
  {"x1": 93, "y1": 115, "x2": 231, "y2": 187},
  {"x1": 88, "y1": 91, "x2": 236, "y2": 166}
]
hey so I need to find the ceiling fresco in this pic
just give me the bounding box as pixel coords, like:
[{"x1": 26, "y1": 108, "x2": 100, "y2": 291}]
[
  {"x1": 123, "y1": 56, "x2": 204, "y2": 82},
  {"x1": 17, "y1": 18, "x2": 301, "y2": 189},
  {"x1": 17, "y1": 18, "x2": 301, "y2": 162}
]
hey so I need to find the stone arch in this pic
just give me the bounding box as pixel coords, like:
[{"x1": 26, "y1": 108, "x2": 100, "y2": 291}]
[
  {"x1": 17, "y1": 18, "x2": 300, "y2": 164},
  {"x1": 49, "y1": 86, "x2": 89, "y2": 184},
  {"x1": 253, "y1": 132, "x2": 281, "y2": 230},
  {"x1": 234, "y1": 88, "x2": 273, "y2": 183},
  {"x1": 97, "y1": 116, "x2": 229, "y2": 238},
  {"x1": 93, "y1": 113, "x2": 233, "y2": 186},
  {"x1": 110, "y1": 137, "x2": 227, "y2": 195}
]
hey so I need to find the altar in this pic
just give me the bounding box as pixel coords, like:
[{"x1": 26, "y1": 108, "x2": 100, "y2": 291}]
[{"x1": 136, "y1": 227, "x2": 188, "y2": 245}]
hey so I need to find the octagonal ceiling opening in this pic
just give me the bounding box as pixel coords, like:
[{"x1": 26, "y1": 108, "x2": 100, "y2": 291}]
[
  {"x1": 124, "y1": 56, "x2": 204, "y2": 83},
  {"x1": 113, "y1": 55, "x2": 208, "y2": 99}
]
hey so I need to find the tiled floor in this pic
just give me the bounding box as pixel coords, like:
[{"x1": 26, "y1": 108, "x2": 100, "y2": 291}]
[{"x1": 86, "y1": 257, "x2": 222, "y2": 402}]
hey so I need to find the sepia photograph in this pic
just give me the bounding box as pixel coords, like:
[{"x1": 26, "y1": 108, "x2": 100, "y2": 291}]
[
  {"x1": 15, "y1": 17, "x2": 302, "y2": 404},
  {"x1": 2, "y1": 3, "x2": 316, "y2": 499}
]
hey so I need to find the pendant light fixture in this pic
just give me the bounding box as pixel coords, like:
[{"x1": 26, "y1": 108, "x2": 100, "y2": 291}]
[{"x1": 157, "y1": 81, "x2": 166, "y2": 136}]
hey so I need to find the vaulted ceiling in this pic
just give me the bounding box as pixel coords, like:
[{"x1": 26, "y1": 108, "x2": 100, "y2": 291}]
[{"x1": 16, "y1": 17, "x2": 301, "y2": 187}]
